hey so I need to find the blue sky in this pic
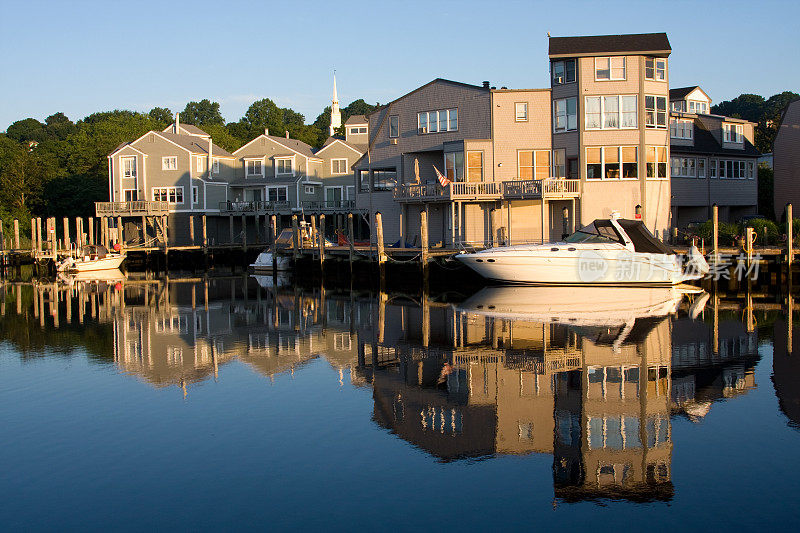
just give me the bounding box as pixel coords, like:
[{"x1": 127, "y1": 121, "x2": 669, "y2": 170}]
[{"x1": 1, "y1": 0, "x2": 798, "y2": 130}]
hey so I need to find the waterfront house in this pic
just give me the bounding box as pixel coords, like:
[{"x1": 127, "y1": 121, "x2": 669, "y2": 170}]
[
  {"x1": 772, "y1": 99, "x2": 800, "y2": 219},
  {"x1": 668, "y1": 86, "x2": 760, "y2": 228}
]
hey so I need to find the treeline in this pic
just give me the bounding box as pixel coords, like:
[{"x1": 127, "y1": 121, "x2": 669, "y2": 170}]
[
  {"x1": 711, "y1": 91, "x2": 799, "y2": 153},
  {"x1": 0, "y1": 97, "x2": 379, "y2": 234}
]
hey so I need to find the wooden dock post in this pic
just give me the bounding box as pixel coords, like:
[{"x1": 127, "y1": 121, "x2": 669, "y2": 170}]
[
  {"x1": 117, "y1": 216, "x2": 123, "y2": 249},
  {"x1": 318, "y1": 214, "x2": 326, "y2": 269},
  {"x1": 63, "y1": 217, "x2": 70, "y2": 252},
  {"x1": 788, "y1": 204, "x2": 793, "y2": 267},
  {"x1": 746, "y1": 226, "x2": 754, "y2": 268},
  {"x1": 140, "y1": 215, "x2": 147, "y2": 246},
  {"x1": 76, "y1": 217, "x2": 83, "y2": 250},
  {"x1": 36, "y1": 217, "x2": 43, "y2": 255},
  {"x1": 270, "y1": 215, "x2": 277, "y2": 271},
  {"x1": 202, "y1": 215, "x2": 208, "y2": 251},
  {"x1": 712, "y1": 204, "x2": 718, "y2": 265},
  {"x1": 88, "y1": 217, "x2": 95, "y2": 245},
  {"x1": 375, "y1": 212, "x2": 386, "y2": 264},
  {"x1": 347, "y1": 213, "x2": 355, "y2": 267},
  {"x1": 13, "y1": 219, "x2": 20, "y2": 250},
  {"x1": 30, "y1": 218, "x2": 36, "y2": 256},
  {"x1": 292, "y1": 215, "x2": 300, "y2": 259},
  {"x1": 420, "y1": 208, "x2": 429, "y2": 266},
  {"x1": 99, "y1": 217, "x2": 107, "y2": 248},
  {"x1": 229, "y1": 214, "x2": 234, "y2": 244},
  {"x1": 48, "y1": 218, "x2": 56, "y2": 258},
  {"x1": 241, "y1": 214, "x2": 247, "y2": 251},
  {"x1": 189, "y1": 215, "x2": 195, "y2": 246},
  {"x1": 310, "y1": 215, "x2": 317, "y2": 245}
]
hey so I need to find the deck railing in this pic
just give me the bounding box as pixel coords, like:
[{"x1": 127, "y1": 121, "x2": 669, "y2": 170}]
[
  {"x1": 394, "y1": 178, "x2": 580, "y2": 202},
  {"x1": 95, "y1": 201, "x2": 170, "y2": 216},
  {"x1": 300, "y1": 200, "x2": 356, "y2": 210},
  {"x1": 219, "y1": 200, "x2": 290, "y2": 213}
]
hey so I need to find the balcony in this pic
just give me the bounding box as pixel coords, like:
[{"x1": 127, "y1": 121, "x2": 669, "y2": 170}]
[
  {"x1": 95, "y1": 201, "x2": 170, "y2": 216},
  {"x1": 219, "y1": 201, "x2": 290, "y2": 213},
  {"x1": 300, "y1": 200, "x2": 356, "y2": 211},
  {"x1": 393, "y1": 179, "x2": 581, "y2": 202}
]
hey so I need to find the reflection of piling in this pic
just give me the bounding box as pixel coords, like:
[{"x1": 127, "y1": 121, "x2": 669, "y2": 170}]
[
  {"x1": 318, "y1": 214, "x2": 326, "y2": 270},
  {"x1": 347, "y1": 213, "x2": 355, "y2": 269},
  {"x1": 788, "y1": 204, "x2": 794, "y2": 267},
  {"x1": 712, "y1": 204, "x2": 719, "y2": 265},
  {"x1": 292, "y1": 215, "x2": 300, "y2": 260},
  {"x1": 713, "y1": 291, "x2": 719, "y2": 354}
]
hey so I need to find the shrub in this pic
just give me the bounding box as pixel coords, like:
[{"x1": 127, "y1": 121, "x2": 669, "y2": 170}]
[
  {"x1": 741, "y1": 218, "x2": 779, "y2": 246},
  {"x1": 694, "y1": 219, "x2": 740, "y2": 246}
]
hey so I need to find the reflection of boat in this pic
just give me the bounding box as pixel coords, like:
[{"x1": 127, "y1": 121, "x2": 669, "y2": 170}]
[
  {"x1": 460, "y1": 285, "x2": 706, "y2": 326},
  {"x1": 251, "y1": 274, "x2": 289, "y2": 288},
  {"x1": 58, "y1": 269, "x2": 127, "y2": 284},
  {"x1": 57, "y1": 245, "x2": 126, "y2": 272},
  {"x1": 456, "y1": 213, "x2": 708, "y2": 285}
]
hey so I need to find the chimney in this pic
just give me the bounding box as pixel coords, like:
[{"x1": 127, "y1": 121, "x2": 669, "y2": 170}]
[
  {"x1": 482, "y1": 81, "x2": 490, "y2": 89},
  {"x1": 285, "y1": 130, "x2": 290, "y2": 139},
  {"x1": 264, "y1": 128, "x2": 269, "y2": 136},
  {"x1": 208, "y1": 137, "x2": 213, "y2": 178},
  {"x1": 174, "y1": 113, "x2": 180, "y2": 134}
]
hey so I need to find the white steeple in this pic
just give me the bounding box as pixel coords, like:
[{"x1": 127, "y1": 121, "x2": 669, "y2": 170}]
[{"x1": 329, "y1": 71, "x2": 341, "y2": 137}]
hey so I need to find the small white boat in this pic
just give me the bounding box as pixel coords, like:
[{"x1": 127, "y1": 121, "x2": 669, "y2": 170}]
[
  {"x1": 251, "y1": 251, "x2": 293, "y2": 272},
  {"x1": 57, "y1": 245, "x2": 126, "y2": 273},
  {"x1": 456, "y1": 213, "x2": 708, "y2": 285}
]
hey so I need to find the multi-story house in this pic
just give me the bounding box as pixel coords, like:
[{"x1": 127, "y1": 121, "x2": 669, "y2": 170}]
[
  {"x1": 772, "y1": 99, "x2": 800, "y2": 219},
  {"x1": 668, "y1": 86, "x2": 760, "y2": 228}
]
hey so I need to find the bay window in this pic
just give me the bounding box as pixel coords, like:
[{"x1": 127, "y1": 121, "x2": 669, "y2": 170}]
[
  {"x1": 553, "y1": 97, "x2": 577, "y2": 132},
  {"x1": 645, "y1": 57, "x2": 667, "y2": 81},
  {"x1": 671, "y1": 157, "x2": 696, "y2": 177},
  {"x1": 585, "y1": 147, "x2": 638, "y2": 180},
  {"x1": 724, "y1": 123, "x2": 744, "y2": 143},
  {"x1": 645, "y1": 96, "x2": 667, "y2": 128},
  {"x1": 153, "y1": 186, "x2": 183, "y2": 204},
  {"x1": 646, "y1": 146, "x2": 668, "y2": 178},
  {"x1": 585, "y1": 95, "x2": 637, "y2": 130},
  {"x1": 595, "y1": 56, "x2": 626, "y2": 80}
]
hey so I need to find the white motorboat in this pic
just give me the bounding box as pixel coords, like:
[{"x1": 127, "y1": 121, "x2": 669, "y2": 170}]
[
  {"x1": 250, "y1": 226, "x2": 335, "y2": 272},
  {"x1": 456, "y1": 213, "x2": 708, "y2": 285},
  {"x1": 57, "y1": 245, "x2": 126, "y2": 273}
]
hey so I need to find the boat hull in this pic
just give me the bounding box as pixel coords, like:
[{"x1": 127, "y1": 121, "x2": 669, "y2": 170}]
[
  {"x1": 250, "y1": 252, "x2": 292, "y2": 272},
  {"x1": 59, "y1": 255, "x2": 126, "y2": 273}
]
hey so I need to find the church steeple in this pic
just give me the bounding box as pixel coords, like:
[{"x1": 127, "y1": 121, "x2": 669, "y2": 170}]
[{"x1": 329, "y1": 71, "x2": 342, "y2": 137}]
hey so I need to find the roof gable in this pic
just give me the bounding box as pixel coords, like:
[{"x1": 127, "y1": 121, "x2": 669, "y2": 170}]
[
  {"x1": 314, "y1": 138, "x2": 364, "y2": 157},
  {"x1": 162, "y1": 123, "x2": 210, "y2": 137}
]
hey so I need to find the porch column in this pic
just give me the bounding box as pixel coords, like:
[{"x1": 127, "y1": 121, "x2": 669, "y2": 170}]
[
  {"x1": 450, "y1": 202, "x2": 456, "y2": 247},
  {"x1": 541, "y1": 199, "x2": 546, "y2": 243},
  {"x1": 507, "y1": 201, "x2": 512, "y2": 245}
]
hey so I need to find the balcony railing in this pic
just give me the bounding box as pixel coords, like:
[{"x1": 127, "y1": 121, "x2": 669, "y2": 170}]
[
  {"x1": 95, "y1": 201, "x2": 170, "y2": 216},
  {"x1": 393, "y1": 179, "x2": 580, "y2": 202},
  {"x1": 219, "y1": 200, "x2": 290, "y2": 213},
  {"x1": 300, "y1": 200, "x2": 356, "y2": 211}
]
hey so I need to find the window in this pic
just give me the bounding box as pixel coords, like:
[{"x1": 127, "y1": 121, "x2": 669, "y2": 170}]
[
  {"x1": 152, "y1": 187, "x2": 184, "y2": 204},
  {"x1": 372, "y1": 169, "x2": 397, "y2": 190},
  {"x1": 444, "y1": 152, "x2": 464, "y2": 182},
  {"x1": 276, "y1": 158, "x2": 293, "y2": 175},
  {"x1": 646, "y1": 146, "x2": 668, "y2": 179},
  {"x1": 418, "y1": 108, "x2": 457, "y2": 133},
  {"x1": 698, "y1": 158, "x2": 706, "y2": 178},
  {"x1": 349, "y1": 126, "x2": 367, "y2": 134},
  {"x1": 162, "y1": 156, "x2": 178, "y2": 170},
  {"x1": 121, "y1": 156, "x2": 137, "y2": 178},
  {"x1": 645, "y1": 96, "x2": 667, "y2": 128},
  {"x1": 595, "y1": 56, "x2": 626, "y2": 80},
  {"x1": 331, "y1": 158, "x2": 348, "y2": 174},
  {"x1": 719, "y1": 160, "x2": 747, "y2": 179},
  {"x1": 747, "y1": 161, "x2": 754, "y2": 179},
  {"x1": 553, "y1": 97, "x2": 577, "y2": 132},
  {"x1": 621, "y1": 147, "x2": 638, "y2": 178},
  {"x1": 671, "y1": 100, "x2": 687, "y2": 112},
  {"x1": 670, "y1": 119, "x2": 693, "y2": 139},
  {"x1": 515, "y1": 102, "x2": 528, "y2": 121},
  {"x1": 196, "y1": 157, "x2": 203, "y2": 173},
  {"x1": 246, "y1": 160, "x2": 263, "y2": 177},
  {"x1": 689, "y1": 101, "x2": 708, "y2": 114},
  {"x1": 267, "y1": 186, "x2": 288, "y2": 202},
  {"x1": 553, "y1": 149, "x2": 566, "y2": 178},
  {"x1": 304, "y1": 185, "x2": 315, "y2": 195},
  {"x1": 212, "y1": 158, "x2": 219, "y2": 174},
  {"x1": 192, "y1": 186, "x2": 199, "y2": 204},
  {"x1": 710, "y1": 159, "x2": 717, "y2": 178},
  {"x1": 466, "y1": 151, "x2": 483, "y2": 181},
  {"x1": 586, "y1": 147, "x2": 602, "y2": 179},
  {"x1": 123, "y1": 189, "x2": 138, "y2": 201},
  {"x1": 389, "y1": 115, "x2": 399, "y2": 138},
  {"x1": 671, "y1": 157, "x2": 696, "y2": 177},
  {"x1": 358, "y1": 170, "x2": 369, "y2": 192},
  {"x1": 724, "y1": 123, "x2": 744, "y2": 143},
  {"x1": 552, "y1": 59, "x2": 576, "y2": 84},
  {"x1": 518, "y1": 150, "x2": 550, "y2": 179},
  {"x1": 585, "y1": 147, "x2": 638, "y2": 180},
  {"x1": 585, "y1": 95, "x2": 637, "y2": 130},
  {"x1": 645, "y1": 57, "x2": 667, "y2": 81}
]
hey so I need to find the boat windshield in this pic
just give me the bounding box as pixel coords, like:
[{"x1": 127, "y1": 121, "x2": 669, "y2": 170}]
[{"x1": 564, "y1": 220, "x2": 624, "y2": 245}]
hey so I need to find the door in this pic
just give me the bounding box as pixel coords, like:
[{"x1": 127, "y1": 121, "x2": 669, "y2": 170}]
[
  {"x1": 124, "y1": 189, "x2": 138, "y2": 201},
  {"x1": 325, "y1": 187, "x2": 342, "y2": 208}
]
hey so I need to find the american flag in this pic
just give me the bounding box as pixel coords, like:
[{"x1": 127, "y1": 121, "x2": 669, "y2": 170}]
[{"x1": 434, "y1": 165, "x2": 451, "y2": 187}]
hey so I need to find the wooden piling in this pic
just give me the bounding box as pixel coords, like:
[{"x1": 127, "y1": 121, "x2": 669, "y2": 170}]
[
  {"x1": 36, "y1": 217, "x2": 43, "y2": 255},
  {"x1": 116, "y1": 216, "x2": 123, "y2": 249},
  {"x1": 202, "y1": 215, "x2": 208, "y2": 251},
  {"x1": 88, "y1": 217, "x2": 95, "y2": 245},
  {"x1": 318, "y1": 214, "x2": 326, "y2": 268},
  {"x1": 189, "y1": 215, "x2": 195, "y2": 246},
  {"x1": 13, "y1": 219, "x2": 20, "y2": 250},
  {"x1": 63, "y1": 217, "x2": 70, "y2": 252},
  {"x1": 788, "y1": 204, "x2": 793, "y2": 266},
  {"x1": 48, "y1": 218, "x2": 56, "y2": 258},
  {"x1": 270, "y1": 215, "x2": 278, "y2": 271},
  {"x1": 241, "y1": 214, "x2": 247, "y2": 251},
  {"x1": 347, "y1": 213, "x2": 355, "y2": 266},
  {"x1": 229, "y1": 214, "x2": 234, "y2": 244},
  {"x1": 292, "y1": 215, "x2": 300, "y2": 259},
  {"x1": 420, "y1": 208, "x2": 429, "y2": 266},
  {"x1": 30, "y1": 219, "x2": 36, "y2": 256},
  {"x1": 746, "y1": 226, "x2": 754, "y2": 268},
  {"x1": 712, "y1": 204, "x2": 718, "y2": 265},
  {"x1": 76, "y1": 217, "x2": 84, "y2": 250},
  {"x1": 375, "y1": 212, "x2": 386, "y2": 264}
]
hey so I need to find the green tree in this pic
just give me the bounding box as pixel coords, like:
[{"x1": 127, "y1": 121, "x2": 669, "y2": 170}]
[
  {"x1": 148, "y1": 107, "x2": 174, "y2": 125},
  {"x1": 181, "y1": 99, "x2": 224, "y2": 126},
  {"x1": 0, "y1": 135, "x2": 52, "y2": 213},
  {"x1": 44, "y1": 113, "x2": 77, "y2": 141},
  {"x1": 758, "y1": 164, "x2": 774, "y2": 219},
  {"x1": 6, "y1": 118, "x2": 47, "y2": 144},
  {"x1": 711, "y1": 94, "x2": 765, "y2": 122},
  {"x1": 241, "y1": 98, "x2": 286, "y2": 139}
]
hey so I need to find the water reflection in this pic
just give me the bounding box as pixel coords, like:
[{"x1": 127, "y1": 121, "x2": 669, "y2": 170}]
[{"x1": 0, "y1": 276, "x2": 785, "y2": 504}]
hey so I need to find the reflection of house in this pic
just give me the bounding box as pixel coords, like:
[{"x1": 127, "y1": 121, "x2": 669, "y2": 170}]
[
  {"x1": 773, "y1": 99, "x2": 800, "y2": 219},
  {"x1": 771, "y1": 317, "x2": 800, "y2": 428}
]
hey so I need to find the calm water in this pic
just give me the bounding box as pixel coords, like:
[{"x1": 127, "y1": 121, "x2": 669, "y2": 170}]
[{"x1": 1, "y1": 274, "x2": 799, "y2": 530}]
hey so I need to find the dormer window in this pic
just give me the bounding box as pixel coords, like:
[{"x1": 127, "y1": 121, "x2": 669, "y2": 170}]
[
  {"x1": 689, "y1": 101, "x2": 708, "y2": 114},
  {"x1": 276, "y1": 157, "x2": 294, "y2": 176},
  {"x1": 349, "y1": 126, "x2": 367, "y2": 134},
  {"x1": 724, "y1": 123, "x2": 744, "y2": 143},
  {"x1": 246, "y1": 160, "x2": 263, "y2": 177},
  {"x1": 670, "y1": 119, "x2": 693, "y2": 139}
]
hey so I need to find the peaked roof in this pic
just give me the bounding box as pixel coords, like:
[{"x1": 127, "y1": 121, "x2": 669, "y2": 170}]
[
  {"x1": 233, "y1": 133, "x2": 321, "y2": 159},
  {"x1": 162, "y1": 123, "x2": 210, "y2": 137},
  {"x1": 345, "y1": 114, "x2": 367, "y2": 125},
  {"x1": 669, "y1": 86, "x2": 711, "y2": 102},
  {"x1": 549, "y1": 32, "x2": 671, "y2": 57},
  {"x1": 317, "y1": 136, "x2": 366, "y2": 155},
  {"x1": 158, "y1": 132, "x2": 234, "y2": 157}
]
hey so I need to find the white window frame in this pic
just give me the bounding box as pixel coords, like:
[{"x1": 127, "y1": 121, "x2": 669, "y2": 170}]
[
  {"x1": 346, "y1": 185, "x2": 355, "y2": 200},
  {"x1": 644, "y1": 57, "x2": 667, "y2": 81},
  {"x1": 710, "y1": 159, "x2": 717, "y2": 179},
  {"x1": 389, "y1": 115, "x2": 399, "y2": 138},
  {"x1": 304, "y1": 185, "x2": 315, "y2": 195},
  {"x1": 192, "y1": 186, "x2": 199, "y2": 205},
  {"x1": 121, "y1": 156, "x2": 137, "y2": 178},
  {"x1": 195, "y1": 157, "x2": 203, "y2": 173},
  {"x1": 331, "y1": 158, "x2": 348, "y2": 175},
  {"x1": 515, "y1": 102, "x2": 528, "y2": 122},
  {"x1": 162, "y1": 156, "x2": 178, "y2": 170},
  {"x1": 747, "y1": 161, "x2": 755, "y2": 179},
  {"x1": 585, "y1": 95, "x2": 638, "y2": 130},
  {"x1": 123, "y1": 189, "x2": 138, "y2": 201},
  {"x1": 275, "y1": 157, "x2": 294, "y2": 176},
  {"x1": 553, "y1": 97, "x2": 577, "y2": 133},
  {"x1": 671, "y1": 157, "x2": 696, "y2": 178},
  {"x1": 517, "y1": 150, "x2": 551, "y2": 180},
  {"x1": 212, "y1": 158, "x2": 220, "y2": 174},
  {"x1": 697, "y1": 158, "x2": 706, "y2": 178},
  {"x1": 646, "y1": 146, "x2": 669, "y2": 180},
  {"x1": 245, "y1": 159, "x2": 264, "y2": 178},
  {"x1": 594, "y1": 56, "x2": 626, "y2": 81},
  {"x1": 552, "y1": 59, "x2": 576, "y2": 85},
  {"x1": 670, "y1": 118, "x2": 693, "y2": 139},
  {"x1": 724, "y1": 124, "x2": 744, "y2": 144},
  {"x1": 645, "y1": 95, "x2": 668, "y2": 129},
  {"x1": 585, "y1": 146, "x2": 639, "y2": 181},
  {"x1": 417, "y1": 108, "x2": 458, "y2": 134},
  {"x1": 267, "y1": 186, "x2": 288, "y2": 202},
  {"x1": 349, "y1": 126, "x2": 367, "y2": 134},
  {"x1": 324, "y1": 185, "x2": 344, "y2": 204},
  {"x1": 152, "y1": 186, "x2": 184, "y2": 204}
]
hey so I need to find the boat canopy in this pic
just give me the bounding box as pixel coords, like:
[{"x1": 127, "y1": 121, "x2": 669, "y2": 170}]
[
  {"x1": 565, "y1": 220, "x2": 625, "y2": 245},
  {"x1": 616, "y1": 219, "x2": 675, "y2": 254},
  {"x1": 81, "y1": 244, "x2": 108, "y2": 258}
]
